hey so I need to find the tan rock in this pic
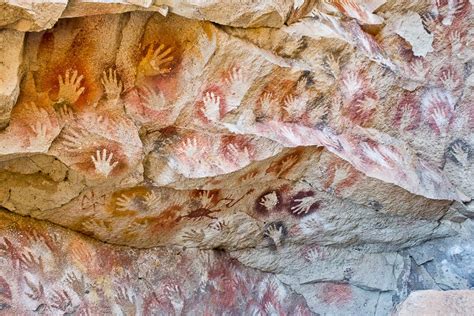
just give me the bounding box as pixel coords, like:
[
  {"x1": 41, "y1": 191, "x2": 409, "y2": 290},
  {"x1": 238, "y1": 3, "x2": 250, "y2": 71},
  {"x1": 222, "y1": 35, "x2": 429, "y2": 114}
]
[{"x1": 396, "y1": 290, "x2": 474, "y2": 316}]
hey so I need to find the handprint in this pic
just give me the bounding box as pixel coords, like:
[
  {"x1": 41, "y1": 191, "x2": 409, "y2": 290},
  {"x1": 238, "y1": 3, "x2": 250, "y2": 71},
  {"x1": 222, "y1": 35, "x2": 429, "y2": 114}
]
[
  {"x1": 141, "y1": 85, "x2": 167, "y2": 110},
  {"x1": 116, "y1": 194, "x2": 138, "y2": 212},
  {"x1": 399, "y1": 105, "x2": 413, "y2": 131},
  {"x1": 30, "y1": 122, "x2": 50, "y2": 149},
  {"x1": 332, "y1": 164, "x2": 351, "y2": 188},
  {"x1": 226, "y1": 143, "x2": 252, "y2": 166},
  {"x1": 114, "y1": 287, "x2": 136, "y2": 316},
  {"x1": 259, "y1": 92, "x2": 276, "y2": 118},
  {"x1": 202, "y1": 91, "x2": 221, "y2": 122},
  {"x1": 264, "y1": 223, "x2": 285, "y2": 248},
  {"x1": 361, "y1": 143, "x2": 391, "y2": 169},
  {"x1": 19, "y1": 251, "x2": 43, "y2": 273},
  {"x1": 138, "y1": 42, "x2": 174, "y2": 77},
  {"x1": 66, "y1": 272, "x2": 88, "y2": 296},
  {"x1": 440, "y1": 69, "x2": 460, "y2": 91},
  {"x1": 280, "y1": 126, "x2": 300, "y2": 144},
  {"x1": 164, "y1": 284, "x2": 184, "y2": 314},
  {"x1": 324, "y1": 54, "x2": 341, "y2": 78},
  {"x1": 283, "y1": 94, "x2": 307, "y2": 119},
  {"x1": 198, "y1": 191, "x2": 215, "y2": 208},
  {"x1": 291, "y1": 195, "x2": 319, "y2": 215},
  {"x1": 57, "y1": 105, "x2": 75, "y2": 125},
  {"x1": 24, "y1": 277, "x2": 45, "y2": 302},
  {"x1": 439, "y1": 0, "x2": 464, "y2": 26},
  {"x1": 61, "y1": 127, "x2": 89, "y2": 150},
  {"x1": 259, "y1": 191, "x2": 279, "y2": 211},
  {"x1": 91, "y1": 148, "x2": 118, "y2": 177},
  {"x1": 342, "y1": 71, "x2": 363, "y2": 98},
  {"x1": 431, "y1": 106, "x2": 449, "y2": 136},
  {"x1": 50, "y1": 290, "x2": 73, "y2": 313},
  {"x1": 450, "y1": 142, "x2": 470, "y2": 167},
  {"x1": 101, "y1": 68, "x2": 123, "y2": 101},
  {"x1": 176, "y1": 137, "x2": 199, "y2": 158},
  {"x1": 143, "y1": 191, "x2": 160, "y2": 211},
  {"x1": 409, "y1": 58, "x2": 428, "y2": 81},
  {"x1": 355, "y1": 96, "x2": 377, "y2": 113},
  {"x1": 449, "y1": 30, "x2": 463, "y2": 52},
  {"x1": 181, "y1": 229, "x2": 205, "y2": 245},
  {"x1": 58, "y1": 69, "x2": 85, "y2": 104},
  {"x1": 304, "y1": 248, "x2": 321, "y2": 262}
]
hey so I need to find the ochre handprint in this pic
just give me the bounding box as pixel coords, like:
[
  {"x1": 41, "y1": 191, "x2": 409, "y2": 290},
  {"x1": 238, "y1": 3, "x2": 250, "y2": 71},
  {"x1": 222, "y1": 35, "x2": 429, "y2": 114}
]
[
  {"x1": 138, "y1": 42, "x2": 174, "y2": 77},
  {"x1": 58, "y1": 69, "x2": 85, "y2": 104}
]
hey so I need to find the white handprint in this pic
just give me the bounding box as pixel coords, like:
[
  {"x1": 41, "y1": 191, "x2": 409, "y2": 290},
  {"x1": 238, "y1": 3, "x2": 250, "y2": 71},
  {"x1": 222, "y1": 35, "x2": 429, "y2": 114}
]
[
  {"x1": 141, "y1": 85, "x2": 167, "y2": 110},
  {"x1": 259, "y1": 92, "x2": 276, "y2": 118},
  {"x1": 342, "y1": 71, "x2": 363, "y2": 98},
  {"x1": 91, "y1": 148, "x2": 118, "y2": 177},
  {"x1": 264, "y1": 224, "x2": 284, "y2": 248},
  {"x1": 283, "y1": 94, "x2": 307, "y2": 118},
  {"x1": 399, "y1": 105, "x2": 413, "y2": 131},
  {"x1": 143, "y1": 191, "x2": 160, "y2": 211},
  {"x1": 431, "y1": 106, "x2": 449, "y2": 135},
  {"x1": 291, "y1": 195, "x2": 319, "y2": 215},
  {"x1": 259, "y1": 192, "x2": 279, "y2": 211},
  {"x1": 440, "y1": 69, "x2": 459, "y2": 91},
  {"x1": 202, "y1": 91, "x2": 221, "y2": 122}
]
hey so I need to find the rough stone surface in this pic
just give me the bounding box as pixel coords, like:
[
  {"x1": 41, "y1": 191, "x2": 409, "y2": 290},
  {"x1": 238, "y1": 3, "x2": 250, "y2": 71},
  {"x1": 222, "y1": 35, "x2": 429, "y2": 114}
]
[
  {"x1": 395, "y1": 290, "x2": 474, "y2": 316},
  {"x1": 0, "y1": 0, "x2": 473, "y2": 315}
]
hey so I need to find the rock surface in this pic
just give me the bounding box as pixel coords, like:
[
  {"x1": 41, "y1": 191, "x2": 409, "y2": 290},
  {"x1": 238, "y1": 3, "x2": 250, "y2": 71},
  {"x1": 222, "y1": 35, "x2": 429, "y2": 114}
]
[
  {"x1": 0, "y1": 0, "x2": 473, "y2": 315},
  {"x1": 395, "y1": 290, "x2": 474, "y2": 316}
]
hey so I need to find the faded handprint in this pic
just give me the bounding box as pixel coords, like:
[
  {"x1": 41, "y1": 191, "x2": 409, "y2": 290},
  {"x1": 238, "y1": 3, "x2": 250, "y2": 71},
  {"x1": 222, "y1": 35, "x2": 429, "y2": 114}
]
[
  {"x1": 138, "y1": 43, "x2": 174, "y2": 77},
  {"x1": 324, "y1": 54, "x2": 341, "y2": 78},
  {"x1": 259, "y1": 92, "x2": 276, "y2": 118},
  {"x1": 259, "y1": 191, "x2": 279, "y2": 211},
  {"x1": 438, "y1": 0, "x2": 464, "y2": 26},
  {"x1": 355, "y1": 96, "x2": 377, "y2": 113},
  {"x1": 440, "y1": 69, "x2": 460, "y2": 91},
  {"x1": 332, "y1": 164, "x2": 351, "y2": 187},
  {"x1": 450, "y1": 142, "x2": 470, "y2": 167},
  {"x1": 409, "y1": 58, "x2": 428, "y2": 81},
  {"x1": 449, "y1": 30, "x2": 463, "y2": 52},
  {"x1": 30, "y1": 122, "x2": 51, "y2": 149},
  {"x1": 225, "y1": 67, "x2": 251, "y2": 96},
  {"x1": 91, "y1": 148, "x2": 118, "y2": 177},
  {"x1": 66, "y1": 272, "x2": 88, "y2": 296},
  {"x1": 143, "y1": 191, "x2": 160, "y2": 211},
  {"x1": 280, "y1": 126, "x2": 300, "y2": 144},
  {"x1": 116, "y1": 194, "x2": 138, "y2": 212},
  {"x1": 19, "y1": 251, "x2": 43, "y2": 273},
  {"x1": 264, "y1": 222, "x2": 286, "y2": 248},
  {"x1": 50, "y1": 290, "x2": 74, "y2": 313},
  {"x1": 226, "y1": 143, "x2": 252, "y2": 166},
  {"x1": 399, "y1": 104, "x2": 413, "y2": 131},
  {"x1": 176, "y1": 137, "x2": 199, "y2": 158},
  {"x1": 264, "y1": 302, "x2": 279, "y2": 315},
  {"x1": 361, "y1": 143, "x2": 392, "y2": 169},
  {"x1": 114, "y1": 287, "x2": 136, "y2": 316},
  {"x1": 58, "y1": 69, "x2": 85, "y2": 104},
  {"x1": 431, "y1": 106, "x2": 450, "y2": 136},
  {"x1": 198, "y1": 191, "x2": 215, "y2": 208},
  {"x1": 304, "y1": 248, "x2": 321, "y2": 262},
  {"x1": 24, "y1": 277, "x2": 45, "y2": 302},
  {"x1": 164, "y1": 284, "x2": 184, "y2": 314},
  {"x1": 57, "y1": 105, "x2": 75, "y2": 126},
  {"x1": 61, "y1": 127, "x2": 89, "y2": 150},
  {"x1": 283, "y1": 94, "x2": 307, "y2": 119},
  {"x1": 141, "y1": 85, "x2": 167, "y2": 110},
  {"x1": 101, "y1": 68, "x2": 123, "y2": 101},
  {"x1": 202, "y1": 91, "x2": 221, "y2": 122},
  {"x1": 181, "y1": 229, "x2": 205, "y2": 245}
]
